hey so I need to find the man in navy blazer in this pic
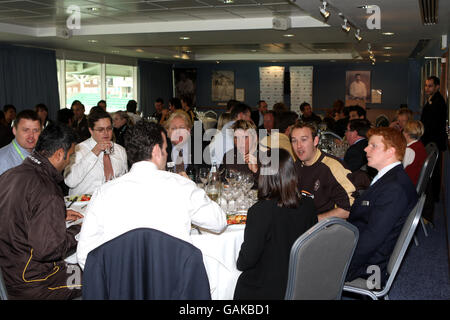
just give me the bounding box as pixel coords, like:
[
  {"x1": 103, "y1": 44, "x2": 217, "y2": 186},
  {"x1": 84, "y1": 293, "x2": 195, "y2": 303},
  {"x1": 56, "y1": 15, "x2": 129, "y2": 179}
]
[{"x1": 346, "y1": 127, "x2": 418, "y2": 286}]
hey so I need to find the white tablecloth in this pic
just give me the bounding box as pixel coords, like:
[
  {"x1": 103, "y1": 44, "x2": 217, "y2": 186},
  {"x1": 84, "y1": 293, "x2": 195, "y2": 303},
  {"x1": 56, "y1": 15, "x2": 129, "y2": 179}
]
[
  {"x1": 65, "y1": 208, "x2": 245, "y2": 300},
  {"x1": 191, "y1": 224, "x2": 245, "y2": 300}
]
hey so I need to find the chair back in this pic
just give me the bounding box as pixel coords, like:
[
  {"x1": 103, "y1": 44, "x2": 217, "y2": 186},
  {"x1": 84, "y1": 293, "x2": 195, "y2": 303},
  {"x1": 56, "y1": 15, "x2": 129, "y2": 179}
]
[
  {"x1": 385, "y1": 194, "x2": 426, "y2": 289},
  {"x1": 82, "y1": 228, "x2": 211, "y2": 300},
  {"x1": 0, "y1": 267, "x2": 8, "y2": 300},
  {"x1": 416, "y1": 143, "x2": 439, "y2": 196},
  {"x1": 284, "y1": 218, "x2": 359, "y2": 300}
]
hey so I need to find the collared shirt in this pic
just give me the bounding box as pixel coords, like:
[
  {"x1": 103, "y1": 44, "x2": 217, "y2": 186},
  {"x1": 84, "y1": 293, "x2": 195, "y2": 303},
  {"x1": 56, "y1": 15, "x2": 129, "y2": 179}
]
[
  {"x1": 64, "y1": 137, "x2": 128, "y2": 196},
  {"x1": 76, "y1": 160, "x2": 227, "y2": 269},
  {"x1": 403, "y1": 140, "x2": 417, "y2": 168},
  {"x1": 0, "y1": 139, "x2": 31, "y2": 176},
  {"x1": 207, "y1": 120, "x2": 236, "y2": 165},
  {"x1": 370, "y1": 161, "x2": 401, "y2": 186}
]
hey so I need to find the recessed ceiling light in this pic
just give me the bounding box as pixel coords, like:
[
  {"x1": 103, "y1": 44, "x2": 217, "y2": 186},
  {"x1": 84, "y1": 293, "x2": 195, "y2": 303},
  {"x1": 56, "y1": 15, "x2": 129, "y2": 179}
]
[
  {"x1": 136, "y1": 49, "x2": 144, "y2": 53},
  {"x1": 87, "y1": 40, "x2": 98, "y2": 43},
  {"x1": 179, "y1": 36, "x2": 190, "y2": 40},
  {"x1": 216, "y1": 61, "x2": 220, "y2": 64},
  {"x1": 384, "y1": 46, "x2": 392, "y2": 49},
  {"x1": 87, "y1": 7, "x2": 100, "y2": 12},
  {"x1": 382, "y1": 32, "x2": 395, "y2": 36},
  {"x1": 223, "y1": 0, "x2": 234, "y2": 3},
  {"x1": 283, "y1": 34, "x2": 295, "y2": 37},
  {"x1": 251, "y1": 49, "x2": 257, "y2": 52}
]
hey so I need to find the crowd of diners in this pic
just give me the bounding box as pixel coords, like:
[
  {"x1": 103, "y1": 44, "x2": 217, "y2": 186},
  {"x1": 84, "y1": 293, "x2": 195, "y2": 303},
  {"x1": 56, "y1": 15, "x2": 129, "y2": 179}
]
[{"x1": 0, "y1": 75, "x2": 447, "y2": 300}]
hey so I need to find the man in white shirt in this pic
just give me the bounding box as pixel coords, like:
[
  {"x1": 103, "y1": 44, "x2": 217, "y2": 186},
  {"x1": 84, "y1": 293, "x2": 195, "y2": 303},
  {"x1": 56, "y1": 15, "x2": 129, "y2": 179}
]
[
  {"x1": 76, "y1": 121, "x2": 226, "y2": 269},
  {"x1": 64, "y1": 110, "x2": 128, "y2": 196}
]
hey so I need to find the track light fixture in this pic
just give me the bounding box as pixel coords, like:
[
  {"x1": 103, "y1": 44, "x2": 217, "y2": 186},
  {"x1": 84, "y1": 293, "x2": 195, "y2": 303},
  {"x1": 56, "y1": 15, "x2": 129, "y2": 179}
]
[
  {"x1": 319, "y1": 1, "x2": 330, "y2": 19},
  {"x1": 355, "y1": 29, "x2": 362, "y2": 41},
  {"x1": 341, "y1": 18, "x2": 350, "y2": 32}
]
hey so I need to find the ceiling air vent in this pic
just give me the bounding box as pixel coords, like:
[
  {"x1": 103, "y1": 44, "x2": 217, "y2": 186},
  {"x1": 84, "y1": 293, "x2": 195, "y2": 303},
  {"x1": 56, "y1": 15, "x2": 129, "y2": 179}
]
[{"x1": 419, "y1": 0, "x2": 439, "y2": 25}]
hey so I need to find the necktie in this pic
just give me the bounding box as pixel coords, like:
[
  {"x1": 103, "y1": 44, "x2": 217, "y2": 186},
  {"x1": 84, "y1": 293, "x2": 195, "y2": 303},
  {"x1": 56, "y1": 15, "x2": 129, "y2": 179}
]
[
  {"x1": 175, "y1": 148, "x2": 185, "y2": 173},
  {"x1": 103, "y1": 153, "x2": 115, "y2": 181}
]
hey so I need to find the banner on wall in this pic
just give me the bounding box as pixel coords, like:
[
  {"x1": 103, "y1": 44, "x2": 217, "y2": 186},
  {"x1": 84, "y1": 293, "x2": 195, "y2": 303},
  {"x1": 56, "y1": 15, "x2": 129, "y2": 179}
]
[
  {"x1": 290, "y1": 66, "x2": 313, "y2": 113},
  {"x1": 259, "y1": 66, "x2": 285, "y2": 109}
]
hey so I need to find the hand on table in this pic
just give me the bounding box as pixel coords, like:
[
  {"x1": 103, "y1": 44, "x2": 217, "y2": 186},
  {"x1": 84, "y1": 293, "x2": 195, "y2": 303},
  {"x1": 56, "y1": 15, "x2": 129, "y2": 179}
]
[{"x1": 66, "y1": 209, "x2": 84, "y2": 221}]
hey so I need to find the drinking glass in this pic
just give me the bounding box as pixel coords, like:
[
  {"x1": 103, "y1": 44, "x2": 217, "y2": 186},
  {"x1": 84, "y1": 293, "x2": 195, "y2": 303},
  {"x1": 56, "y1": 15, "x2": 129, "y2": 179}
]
[{"x1": 198, "y1": 167, "x2": 209, "y2": 185}]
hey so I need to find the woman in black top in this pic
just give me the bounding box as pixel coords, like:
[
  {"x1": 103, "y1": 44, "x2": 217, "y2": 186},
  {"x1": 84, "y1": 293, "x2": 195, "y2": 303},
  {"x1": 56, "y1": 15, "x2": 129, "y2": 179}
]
[
  {"x1": 113, "y1": 111, "x2": 132, "y2": 147},
  {"x1": 234, "y1": 148, "x2": 318, "y2": 300}
]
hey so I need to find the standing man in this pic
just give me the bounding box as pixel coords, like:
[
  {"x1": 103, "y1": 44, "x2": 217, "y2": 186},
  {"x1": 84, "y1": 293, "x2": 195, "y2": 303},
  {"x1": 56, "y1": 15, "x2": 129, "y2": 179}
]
[
  {"x1": 71, "y1": 100, "x2": 90, "y2": 143},
  {"x1": 64, "y1": 110, "x2": 128, "y2": 196},
  {"x1": 420, "y1": 76, "x2": 448, "y2": 223},
  {"x1": 251, "y1": 100, "x2": 268, "y2": 128},
  {"x1": 76, "y1": 121, "x2": 226, "y2": 269},
  {"x1": 346, "y1": 127, "x2": 418, "y2": 286},
  {"x1": 0, "y1": 110, "x2": 41, "y2": 175},
  {"x1": 290, "y1": 122, "x2": 356, "y2": 221},
  {"x1": 0, "y1": 123, "x2": 82, "y2": 299}
]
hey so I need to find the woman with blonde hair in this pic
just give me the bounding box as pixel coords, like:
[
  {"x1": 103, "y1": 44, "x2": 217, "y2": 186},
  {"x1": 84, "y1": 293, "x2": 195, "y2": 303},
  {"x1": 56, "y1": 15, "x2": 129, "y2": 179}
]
[
  {"x1": 402, "y1": 120, "x2": 427, "y2": 185},
  {"x1": 217, "y1": 112, "x2": 232, "y2": 131}
]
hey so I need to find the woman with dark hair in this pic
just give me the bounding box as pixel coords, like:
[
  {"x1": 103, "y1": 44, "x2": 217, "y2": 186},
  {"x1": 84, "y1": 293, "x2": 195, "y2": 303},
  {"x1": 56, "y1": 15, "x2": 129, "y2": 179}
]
[{"x1": 234, "y1": 148, "x2": 318, "y2": 300}]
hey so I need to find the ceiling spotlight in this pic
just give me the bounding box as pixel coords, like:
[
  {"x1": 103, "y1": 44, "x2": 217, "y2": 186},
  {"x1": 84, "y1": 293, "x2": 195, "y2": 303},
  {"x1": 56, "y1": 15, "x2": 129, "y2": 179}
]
[
  {"x1": 384, "y1": 46, "x2": 392, "y2": 50},
  {"x1": 283, "y1": 34, "x2": 295, "y2": 37},
  {"x1": 179, "y1": 36, "x2": 190, "y2": 40},
  {"x1": 341, "y1": 19, "x2": 350, "y2": 32},
  {"x1": 369, "y1": 53, "x2": 374, "y2": 59},
  {"x1": 319, "y1": 1, "x2": 330, "y2": 19},
  {"x1": 355, "y1": 29, "x2": 362, "y2": 41}
]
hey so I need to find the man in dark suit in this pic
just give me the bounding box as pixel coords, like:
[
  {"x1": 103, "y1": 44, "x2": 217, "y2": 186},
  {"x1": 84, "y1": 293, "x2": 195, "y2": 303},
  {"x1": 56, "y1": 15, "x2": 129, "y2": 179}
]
[
  {"x1": 346, "y1": 127, "x2": 418, "y2": 286},
  {"x1": 251, "y1": 100, "x2": 267, "y2": 128},
  {"x1": 420, "y1": 76, "x2": 447, "y2": 222},
  {"x1": 344, "y1": 119, "x2": 371, "y2": 172}
]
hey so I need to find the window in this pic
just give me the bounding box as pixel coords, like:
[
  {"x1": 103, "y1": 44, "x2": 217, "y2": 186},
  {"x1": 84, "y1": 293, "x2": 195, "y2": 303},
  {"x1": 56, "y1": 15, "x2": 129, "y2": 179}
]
[
  {"x1": 57, "y1": 57, "x2": 137, "y2": 114},
  {"x1": 65, "y1": 60, "x2": 101, "y2": 114},
  {"x1": 106, "y1": 64, "x2": 135, "y2": 112}
]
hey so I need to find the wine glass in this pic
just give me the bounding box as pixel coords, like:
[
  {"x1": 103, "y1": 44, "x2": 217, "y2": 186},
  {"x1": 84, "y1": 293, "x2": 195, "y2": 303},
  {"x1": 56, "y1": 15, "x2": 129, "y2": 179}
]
[
  {"x1": 225, "y1": 168, "x2": 236, "y2": 187},
  {"x1": 198, "y1": 167, "x2": 209, "y2": 186}
]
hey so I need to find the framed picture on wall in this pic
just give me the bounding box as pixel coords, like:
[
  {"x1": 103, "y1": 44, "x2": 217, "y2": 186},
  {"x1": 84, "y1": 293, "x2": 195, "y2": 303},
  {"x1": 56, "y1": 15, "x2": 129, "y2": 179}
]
[
  {"x1": 345, "y1": 71, "x2": 371, "y2": 108},
  {"x1": 174, "y1": 68, "x2": 197, "y2": 106},
  {"x1": 212, "y1": 70, "x2": 235, "y2": 101}
]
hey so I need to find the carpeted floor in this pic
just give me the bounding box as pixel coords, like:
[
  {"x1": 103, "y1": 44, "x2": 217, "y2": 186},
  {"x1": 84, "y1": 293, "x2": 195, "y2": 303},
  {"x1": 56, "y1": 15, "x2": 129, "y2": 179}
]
[{"x1": 388, "y1": 199, "x2": 450, "y2": 300}]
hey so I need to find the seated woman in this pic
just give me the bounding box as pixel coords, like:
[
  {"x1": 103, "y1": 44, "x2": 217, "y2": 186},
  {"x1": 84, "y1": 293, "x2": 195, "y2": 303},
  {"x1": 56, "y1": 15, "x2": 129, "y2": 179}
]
[
  {"x1": 234, "y1": 148, "x2": 318, "y2": 300},
  {"x1": 402, "y1": 120, "x2": 427, "y2": 185},
  {"x1": 165, "y1": 110, "x2": 207, "y2": 177},
  {"x1": 112, "y1": 111, "x2": 132, "y2": 147},
  {"x1": 220, "y1": 119, "x2": 259, "y2": 181}
]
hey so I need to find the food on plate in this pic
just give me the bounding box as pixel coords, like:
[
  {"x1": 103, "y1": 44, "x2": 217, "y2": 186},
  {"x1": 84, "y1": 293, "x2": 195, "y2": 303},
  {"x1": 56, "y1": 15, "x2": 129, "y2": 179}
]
[
  {"x1": 227, "y1": 214, "x2": 247, "y2": 225},
  {"x1": 66, "y1": 194, "x2": 92, "y2": 202}
]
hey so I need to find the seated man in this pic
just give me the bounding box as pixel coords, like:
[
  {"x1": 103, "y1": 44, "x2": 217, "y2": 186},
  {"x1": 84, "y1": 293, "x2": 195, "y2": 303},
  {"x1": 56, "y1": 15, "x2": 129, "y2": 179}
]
[
  {"x1": 76, "y1": 121, "x2": 226, "y2": 269},
  {"x1": 205, "y1": 103, "x2": 252, "y2": 165},
  {"x1": 71, "y1": 100, "x2": 90, "y2": 143},
  {"x1": 344, "y1": 119, "x2": 371, "y2": 173},
  {"x1": 346, "y1": 127, "x2": 418, "y2": 286},
  {"x1": 347, "y1": 105, "x2": 367, "y2": 121},
  {"x1": 0, "y1": 110, "x2": 41, "y2": 175},
  {"x1": 64, "y1": 110, "x2": 128, "y2": 195},
  {"x1": 290, "y1": 122, "x2": 356, "y2": 221},
  {"x1": 0, "y1": 123, "x2": 82, "y2": 299},
  {"x1": 260, "y1": 111, "x2": 297, "y2": 160},
  {"x1": 299, "y1": 101, "x2": 321, "y2": 125}
]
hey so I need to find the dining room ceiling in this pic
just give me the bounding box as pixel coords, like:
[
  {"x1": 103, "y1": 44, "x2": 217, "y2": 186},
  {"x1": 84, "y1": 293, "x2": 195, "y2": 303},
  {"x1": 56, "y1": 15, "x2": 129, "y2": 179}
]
[{"x1": 0, "y1": 0, "x2": 448, "y2": 63}]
